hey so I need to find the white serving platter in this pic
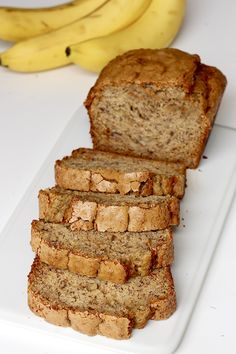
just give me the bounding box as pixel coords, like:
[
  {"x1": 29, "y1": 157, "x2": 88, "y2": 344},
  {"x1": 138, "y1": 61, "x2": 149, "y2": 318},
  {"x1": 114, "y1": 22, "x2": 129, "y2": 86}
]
[{"x1": 0, "y1": 106, "x2": 236, "y2": 354}]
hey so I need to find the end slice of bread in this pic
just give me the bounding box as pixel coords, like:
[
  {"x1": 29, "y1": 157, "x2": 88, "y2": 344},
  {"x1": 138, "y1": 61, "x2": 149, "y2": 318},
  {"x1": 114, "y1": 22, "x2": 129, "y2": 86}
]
[
  {"x1": 55, "y1": 148, "x2": 186, "y2": 198},
  {"x1": 28, "y1": 257, "x2": 176, "y2": 339},
  {"x1": 38, "y1": 186, "x2": 180, "y2": 232},
  {"x1": 31, "y1": 220, "x2": 174, "y2": 283}
]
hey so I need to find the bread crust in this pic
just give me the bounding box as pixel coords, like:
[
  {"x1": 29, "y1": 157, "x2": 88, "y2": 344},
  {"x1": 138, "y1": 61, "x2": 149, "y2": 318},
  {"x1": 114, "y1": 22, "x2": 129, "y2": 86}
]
[
  {"x1": 28, "y1": 258, "x2": 176, "y2": 339},
  {"x1": 85, "y1": 49, "x2": 201, "y2": 105},
  {"x1": 38, "y1": 188, "x2": 179, "y2": 232},
  {"x1": 85, "y1": 48, "x2": 227, "y2": 168},
  {"x1": 55, "y1": 148, "x2": 186, "y2": 198},
  {"x1": 186, "y1": 63, "x2": 228, "y2": 167},
  {"x1": 28, "y1": 289, "x2": 132, "y2": 339},
  {"x1": 150, "y1": 270, "x2": 177, "y2": 321},
  {"x1": 31, "y1": 220, "x2": 174, "y2": 283}
]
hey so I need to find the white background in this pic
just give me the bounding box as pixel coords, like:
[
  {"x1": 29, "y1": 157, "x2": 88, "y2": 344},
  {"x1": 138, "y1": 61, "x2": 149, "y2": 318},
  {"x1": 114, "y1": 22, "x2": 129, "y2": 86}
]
[{"x1": 0, "y1": 0, "x2": 236, "y2": 353}]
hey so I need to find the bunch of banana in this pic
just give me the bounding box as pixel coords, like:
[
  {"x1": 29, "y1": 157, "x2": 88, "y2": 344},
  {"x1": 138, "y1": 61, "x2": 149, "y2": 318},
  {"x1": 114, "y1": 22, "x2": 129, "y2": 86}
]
[
  {"x1": 0, "y1": 0, "x2": 108, "y2": 41},
  {"x1": 0, "y1": 0, "x2": 151, "y2": 72},
  {"x1": 67, "y1": 0, "x2": 186, "y2": 72},
  {"x1": 0, "y1": 0, "x2": 186, "y2": 73}
]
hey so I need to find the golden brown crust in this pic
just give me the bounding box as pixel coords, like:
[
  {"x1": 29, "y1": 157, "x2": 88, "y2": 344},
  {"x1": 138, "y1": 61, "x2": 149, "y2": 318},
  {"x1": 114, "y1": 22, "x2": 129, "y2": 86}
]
[
  {"x1": 37, "y1": 239, "x2": 69, "y2": 269},
  {"x1": 151, "y1": 269, "x2": 177, "y2": 320},
  {"x1": 55, "y1": 161, "x2": 91, "y2": 192},
  {"x1": 68, "y1": 253, "x2": 100, "y2": 277},
  {"x1": 31, "y1": 220, "x2": 174, "y2": 283},
  {"x1": 153, "y1": 174, "x2": 185, "y2": 198},
  {"x1": 38, "y1": 188, "x2": 179, "y2": 232},
  {"x1": 187, "y1": 63, "x2": 227, "y2": 167},
  {"x1": 28, "y1": 289, "x2": 132, "y2": 339},
  {"x1": 55, "y1": 148, "x2": 186, "y2": 198},
  {"x1": 28, "y1": 289, "x2": 70, "y2": 327},
  {"x1": 56, "y1": 161, "x2": 154, "y2": 196}
]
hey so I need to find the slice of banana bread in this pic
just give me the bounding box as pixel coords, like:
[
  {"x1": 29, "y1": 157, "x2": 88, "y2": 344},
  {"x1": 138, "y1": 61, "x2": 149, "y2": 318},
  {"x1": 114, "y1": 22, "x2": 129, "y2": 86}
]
[
  {"x1": 85, "y1": 48, "x2": 227, "y2": 168},
  {"x1": 31, "y1": 220, "x2": 174, "y2": 283},
  {"x1": 55, "y1": 148, "x2": 186, "y2": 198},
  {"x1": 28, "y1": 257, "x2": 176, "y2": 339},
  {"x1": 38, "y1": 186, "x2": 179, "y2": 232}
]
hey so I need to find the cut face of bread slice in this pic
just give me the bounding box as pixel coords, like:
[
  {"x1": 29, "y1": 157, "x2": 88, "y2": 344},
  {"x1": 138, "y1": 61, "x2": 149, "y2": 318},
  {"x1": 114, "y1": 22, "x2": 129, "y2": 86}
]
[
  {"x1": 55, "y1": 148, "x2": 186, "y2": 198},
  {"x1": 28, "y1": 257, "x2": 176, "y2": 339},
  {"x1": 31, "y1": 220, "x2": 174, "y2": 283},
  {"x1": 38, "y1": 186, "x2": 180, "y2": 232},
  {"x1": 85, "y1": 48, "x2": 227, "y2": 168}
]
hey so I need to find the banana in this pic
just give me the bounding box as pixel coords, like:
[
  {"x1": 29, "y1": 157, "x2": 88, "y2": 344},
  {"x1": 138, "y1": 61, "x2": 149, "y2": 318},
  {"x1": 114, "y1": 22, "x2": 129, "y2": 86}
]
[
  {"x1": 68, "y1": 0, "x2": 186, "y2": 72},
  {"x1": 0, "y1": 0, "x2": 107, "y2": 42},
  {"x1": 0, "y1": 0, "x2": 151, "y2": 72}
]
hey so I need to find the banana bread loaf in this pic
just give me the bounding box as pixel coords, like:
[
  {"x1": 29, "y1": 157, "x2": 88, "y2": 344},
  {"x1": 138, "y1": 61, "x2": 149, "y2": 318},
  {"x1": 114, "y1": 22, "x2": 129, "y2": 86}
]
[
  {"x1": 38, "y1": 186, "x2": 179, "y2": 232},
  {"x1": 28, "y1": 257, "x2": 176, "y2": 339},
  {"x1": 85, "y1": 48, "x2": 227, "y2": 168},
  {"x1": 55, "y1": 148, "x2": 186, "y2": 198},
  {"x1": 31, "y1": 220, "x2": 174, "y2": 283}
]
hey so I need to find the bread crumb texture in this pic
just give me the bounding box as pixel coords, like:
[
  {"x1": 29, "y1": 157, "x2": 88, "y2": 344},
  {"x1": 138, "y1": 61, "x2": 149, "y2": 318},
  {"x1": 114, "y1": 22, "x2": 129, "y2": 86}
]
[
  {"x1": 28, "y1": 257, "x2": 176, "y2": 339},
  {"x1": 85, "y1": 48, "x2": 227, "y2": 168},
  {"x1": 31, "y1": 220, "x2": 174, "y2": 283}
]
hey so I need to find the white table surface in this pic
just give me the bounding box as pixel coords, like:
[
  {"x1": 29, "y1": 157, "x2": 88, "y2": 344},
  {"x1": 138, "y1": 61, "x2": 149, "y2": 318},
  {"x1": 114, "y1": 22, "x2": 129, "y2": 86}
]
[{"x1": 0, "y1": 0, "x2": 236, "y2": 353}]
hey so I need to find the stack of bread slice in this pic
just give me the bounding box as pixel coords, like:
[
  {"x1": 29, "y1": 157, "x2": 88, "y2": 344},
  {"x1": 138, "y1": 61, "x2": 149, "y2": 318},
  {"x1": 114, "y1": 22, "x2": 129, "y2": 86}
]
[
  {"x1": 28, "y1": 47, "x2": 226, "y2": 340},
  {"x1": 28, "y1": 148, "x2": 186, "y2": 339}
]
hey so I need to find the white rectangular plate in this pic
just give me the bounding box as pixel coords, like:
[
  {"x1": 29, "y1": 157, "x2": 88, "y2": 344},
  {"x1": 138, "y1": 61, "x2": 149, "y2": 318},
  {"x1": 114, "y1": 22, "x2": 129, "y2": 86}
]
[{"x1": 0, "y1": 106, "x2": 236, "y2": 354}]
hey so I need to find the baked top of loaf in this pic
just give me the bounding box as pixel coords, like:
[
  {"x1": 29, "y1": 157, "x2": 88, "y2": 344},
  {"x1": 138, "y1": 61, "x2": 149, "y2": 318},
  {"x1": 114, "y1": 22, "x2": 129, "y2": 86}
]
[
  {"x1": 31, "y1": 220, "x2": 173, "y2": 283},
  {"x1": 85, "y1": 48, "x2": 227, "y2": 168},
  {"x1": 28, "y1": 257, "x2": 176, "y2": 339},
  {"x1": 86, "y1": 48, "x2": 226, "y2": 100},
  {"x1": 55, "y1": 148, "x2": 186, "y2": 197},
  {"x1": 86, "y1": 48, "x2": 200, "y2": 93},
  {"x1": 38, "y1": 186, "x2": 179, "y2": 232}
]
